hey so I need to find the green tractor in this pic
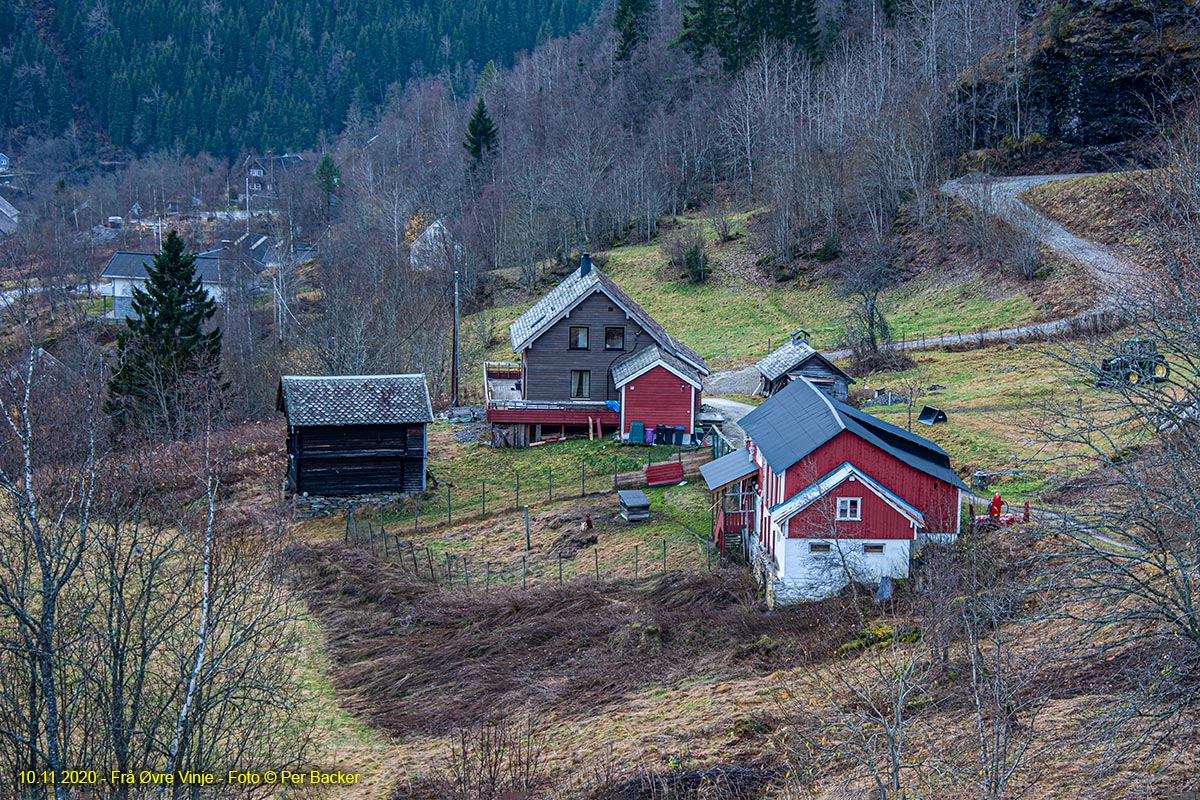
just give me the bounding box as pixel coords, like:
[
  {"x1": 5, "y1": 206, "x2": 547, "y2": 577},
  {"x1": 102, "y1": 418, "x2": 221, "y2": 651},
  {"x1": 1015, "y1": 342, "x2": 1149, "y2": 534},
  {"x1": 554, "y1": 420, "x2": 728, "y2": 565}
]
[{"x1": 1097, "y1": 339, "x2": 1170, "y2": 387}]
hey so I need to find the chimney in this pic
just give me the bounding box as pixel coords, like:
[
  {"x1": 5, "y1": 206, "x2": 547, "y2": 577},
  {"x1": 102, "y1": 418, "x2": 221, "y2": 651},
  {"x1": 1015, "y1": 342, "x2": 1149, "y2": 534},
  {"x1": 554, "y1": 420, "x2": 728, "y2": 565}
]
[
  {"x1": 791, "y1": 327, "x2": 809, "y2": 344},
  {"x1": 580, "y1": 253, "x2": 592, "y2": 277}
]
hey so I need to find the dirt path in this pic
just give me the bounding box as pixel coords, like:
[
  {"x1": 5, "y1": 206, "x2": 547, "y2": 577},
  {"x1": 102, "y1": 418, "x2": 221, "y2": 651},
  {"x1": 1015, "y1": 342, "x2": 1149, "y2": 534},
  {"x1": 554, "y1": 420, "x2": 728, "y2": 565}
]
[
  {"x1": 700, "y1": 397, "x2": 756, "y2": 448},
  {"x1": 705, "y1": 173, "x2": 1138, "y2": 394}
]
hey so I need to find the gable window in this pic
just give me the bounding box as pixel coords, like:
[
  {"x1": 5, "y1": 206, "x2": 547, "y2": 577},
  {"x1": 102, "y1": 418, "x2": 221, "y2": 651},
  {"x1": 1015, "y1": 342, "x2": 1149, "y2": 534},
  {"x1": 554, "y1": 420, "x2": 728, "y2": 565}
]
[
  {"x1": 569, "y1": 326, "x2": 589, "y2": 350},
  {"x1": 863, "y1": 543, "x2": 885, "y2": 554},
  {"x1": 605, "y1": 326, "x2": 625, "y2": 350},
  {"x1": 837, "y1": 497, "x2": 861, "y2": 521},
  {"x1": 250, "y1": 167, "x2": 264, "y2": 177},
  {"x1": 809, "y1": 542, "x2": 831, "y2": 553},
  {"x1": 570, "y1": 370, "x2": 591, "y2": 398}
]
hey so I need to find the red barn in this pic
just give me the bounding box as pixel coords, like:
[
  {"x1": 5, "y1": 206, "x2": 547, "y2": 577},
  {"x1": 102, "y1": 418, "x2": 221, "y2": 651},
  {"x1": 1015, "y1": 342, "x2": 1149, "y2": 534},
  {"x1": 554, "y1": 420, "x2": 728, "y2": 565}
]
[
  {"x1": 613, "y1": 345, "x2": 702, "y2": 442},
  {"x1": 701, "y1": 377, "x2": 966, "y2": 605}
]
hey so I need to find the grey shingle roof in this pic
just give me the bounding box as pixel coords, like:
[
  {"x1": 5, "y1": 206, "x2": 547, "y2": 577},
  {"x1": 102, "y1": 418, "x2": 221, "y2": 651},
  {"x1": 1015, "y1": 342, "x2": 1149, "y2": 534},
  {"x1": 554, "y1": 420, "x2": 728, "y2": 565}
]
[
  {"x1": 611, "y1": 345, "x2": 700, "y2": 387},
  {"x1": 100, "y1": 250, "x2": 252, "y2": 284},
  {"x1": 739, "y1": 378, "x2": 966, "y2": 489},
  {"x1": 508, "y1": 265, "x2": 709, "y2": 375},
  {"x1": 277, "y1": 374, "x2": 434, "y2": 427},
  {"x1": 699, "y1": 448, "x2": 757, "y2": 492},
  {"x1": 756, "y1": 337, "x2": 852, "y2": 382}
]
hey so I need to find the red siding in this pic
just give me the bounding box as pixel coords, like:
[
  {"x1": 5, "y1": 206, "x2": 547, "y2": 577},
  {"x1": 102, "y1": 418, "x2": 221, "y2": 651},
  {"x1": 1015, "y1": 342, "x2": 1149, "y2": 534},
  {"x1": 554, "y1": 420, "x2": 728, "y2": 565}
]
[
  {"x1": 782, "y1": 431, "x2": 960, "y2": 533},
  {"x1": 622, "y1": 365, "x2": 695, "y2": 436},
  {"x1": 786, "y1": 476, "x2": 916, "y2": 539}
]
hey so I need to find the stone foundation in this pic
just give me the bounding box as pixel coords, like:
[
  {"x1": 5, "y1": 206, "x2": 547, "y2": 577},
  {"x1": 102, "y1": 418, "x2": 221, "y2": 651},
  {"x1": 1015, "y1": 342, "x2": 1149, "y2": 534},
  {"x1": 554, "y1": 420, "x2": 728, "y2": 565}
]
[{"x1": 294, "y1": 492, "x2": 409, "y2": 520}]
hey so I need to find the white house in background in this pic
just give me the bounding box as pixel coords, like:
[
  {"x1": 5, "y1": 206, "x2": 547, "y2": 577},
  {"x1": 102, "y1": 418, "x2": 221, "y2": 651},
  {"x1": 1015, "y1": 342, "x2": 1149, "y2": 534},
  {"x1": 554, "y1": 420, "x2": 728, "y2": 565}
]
[
  {"x1": 100, "y1": 244, "x2": 262, "y2": 319},
  {"x1": 0, "y1": 153, "x2": 10, "y2": 171},
  {"x1": 410, "y1": 219, "x2": 462, "y2": 271}
]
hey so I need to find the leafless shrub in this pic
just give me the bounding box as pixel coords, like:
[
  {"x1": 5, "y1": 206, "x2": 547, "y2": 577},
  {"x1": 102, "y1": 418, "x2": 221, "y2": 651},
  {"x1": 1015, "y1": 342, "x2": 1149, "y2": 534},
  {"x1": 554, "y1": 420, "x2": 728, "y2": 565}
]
[
  {"x1": 707, "y1": 198, "x2": 737, "y2": 243},
  {"x1": 425, "y1": 714, "x2": 550, "y2": 800}
]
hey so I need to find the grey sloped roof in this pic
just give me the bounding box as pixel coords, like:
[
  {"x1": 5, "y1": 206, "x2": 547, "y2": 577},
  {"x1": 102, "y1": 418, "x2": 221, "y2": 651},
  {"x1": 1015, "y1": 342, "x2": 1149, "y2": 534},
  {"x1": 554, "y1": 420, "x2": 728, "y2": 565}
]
[
  {"x1": 508, "y1": 265, "x2": 709, "y2": 375},
  {"x1": 611, "y1": 345, "x2": 700, "y2": 388},
  {"x1": 756, "y1": 337, "x2": 852, "y2": 382},
  {"x1": 0, "y1": 195, "x2": 18, "y2": 220},
  {"x1": 100, "y1": 250, "x2": 246, "y2": 284},
  {"x1": 700, "y1": 448, "x2": 757, "y2": 492},
  {"x1": 277, "y1": 374, "x2": 433, "y2": 427},
  {"x1": 739, "y1": 378, "x2": 966, "y2": 490}
]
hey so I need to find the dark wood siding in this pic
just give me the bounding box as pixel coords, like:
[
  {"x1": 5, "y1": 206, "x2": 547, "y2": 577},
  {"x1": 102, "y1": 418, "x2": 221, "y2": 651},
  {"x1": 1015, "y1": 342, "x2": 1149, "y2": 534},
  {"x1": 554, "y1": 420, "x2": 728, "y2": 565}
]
[
  {"x1": 522, "y1": 290, "x2": 653, "y2": 402},
  {"x1": 762, "y1": 357, "x2": 850, "y2": 401},
  {"x1": 292, "y1": 423, "x2": 426, "y2": 496}
]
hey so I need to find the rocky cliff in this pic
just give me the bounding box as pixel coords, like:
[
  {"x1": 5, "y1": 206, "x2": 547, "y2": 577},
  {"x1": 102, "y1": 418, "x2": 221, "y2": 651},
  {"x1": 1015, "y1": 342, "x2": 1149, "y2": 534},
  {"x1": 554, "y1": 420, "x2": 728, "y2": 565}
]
[{"x1": 960, "y1": 0, "x2": 1199, "y2": 167}]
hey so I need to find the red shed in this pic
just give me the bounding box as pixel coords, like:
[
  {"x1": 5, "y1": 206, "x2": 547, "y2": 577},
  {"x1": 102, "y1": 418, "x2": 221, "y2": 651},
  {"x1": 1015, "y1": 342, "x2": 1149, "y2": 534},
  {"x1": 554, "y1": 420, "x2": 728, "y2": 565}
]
[{"x1": 612, "y1": 345, "x2": 702, "y2": 442}]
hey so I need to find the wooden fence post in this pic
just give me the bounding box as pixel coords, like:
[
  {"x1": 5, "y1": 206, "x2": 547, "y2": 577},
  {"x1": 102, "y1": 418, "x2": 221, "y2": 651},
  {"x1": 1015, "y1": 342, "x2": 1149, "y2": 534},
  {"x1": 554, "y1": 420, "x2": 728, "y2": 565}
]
[
  {"x1": 425, "y1": 547, "x2": 435, "y2": 583},
  {"x1": 558, "y1": 555, "x2": 563, "y2": 585},
  {"x1": 594, "y1": 547, "x2": 599, "y2": 579},
  {"x1": 344, "y1": 509, "x2": 351, "y2": 544},
  {"x1": 409, "y1": 541, "x2": 419, "y2": 574}
]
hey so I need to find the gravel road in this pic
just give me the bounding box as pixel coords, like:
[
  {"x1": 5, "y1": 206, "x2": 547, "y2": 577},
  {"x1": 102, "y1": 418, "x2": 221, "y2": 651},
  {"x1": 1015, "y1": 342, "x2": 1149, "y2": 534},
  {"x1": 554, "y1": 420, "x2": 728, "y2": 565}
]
[{"x1": 704, "y1": 173, "x2": 1140, "y2": 395}]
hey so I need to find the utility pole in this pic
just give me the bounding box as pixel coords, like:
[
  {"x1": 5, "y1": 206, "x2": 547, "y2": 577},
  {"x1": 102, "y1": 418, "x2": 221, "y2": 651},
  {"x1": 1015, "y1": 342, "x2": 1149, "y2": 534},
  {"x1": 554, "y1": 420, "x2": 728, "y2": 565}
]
[{"x1": 452, "y1": 268, "x2": 460, "y2": 407}]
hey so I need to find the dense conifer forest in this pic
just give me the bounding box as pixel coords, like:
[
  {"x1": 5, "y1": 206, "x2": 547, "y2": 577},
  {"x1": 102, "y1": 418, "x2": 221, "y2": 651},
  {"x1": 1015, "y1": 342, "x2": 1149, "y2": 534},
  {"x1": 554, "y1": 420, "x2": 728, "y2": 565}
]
[{"x1": 1, "y1": 0, "x2": 600, "y2": 156}]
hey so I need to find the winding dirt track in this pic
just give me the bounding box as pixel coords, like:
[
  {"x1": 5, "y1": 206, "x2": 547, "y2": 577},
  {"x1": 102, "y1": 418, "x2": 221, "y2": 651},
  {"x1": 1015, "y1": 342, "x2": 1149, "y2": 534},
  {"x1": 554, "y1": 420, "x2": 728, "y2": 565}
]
[{"x1": 705, "y1": 173, "x2": 1141, "y2": 394}]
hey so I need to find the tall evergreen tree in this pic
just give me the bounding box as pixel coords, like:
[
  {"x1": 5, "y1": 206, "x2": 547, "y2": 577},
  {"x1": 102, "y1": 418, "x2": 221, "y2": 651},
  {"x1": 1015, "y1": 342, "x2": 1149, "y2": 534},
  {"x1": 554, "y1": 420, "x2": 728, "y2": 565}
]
[
  {"x1": 677, "y1": 0, "x2": 724, "y2": 62},
  {"x1": 463, "y1": 97, "x2": 499, "y2": 167},
  {"x1": 314, "y1": 153, "x2": 340, "y2": 212},
  {"x1": 613, "y1": 0, "x2": 652, "y2": 61},
  {"x1": 106, "y1": 230, "x2": 223, "y2": 439}
]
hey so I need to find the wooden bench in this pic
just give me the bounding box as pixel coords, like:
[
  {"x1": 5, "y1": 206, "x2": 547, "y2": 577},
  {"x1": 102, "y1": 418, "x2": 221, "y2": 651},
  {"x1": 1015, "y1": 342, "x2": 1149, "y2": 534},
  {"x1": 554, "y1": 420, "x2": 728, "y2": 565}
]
[{"x1": 645, "y1": 460, "x2": 684, "y2": 487}]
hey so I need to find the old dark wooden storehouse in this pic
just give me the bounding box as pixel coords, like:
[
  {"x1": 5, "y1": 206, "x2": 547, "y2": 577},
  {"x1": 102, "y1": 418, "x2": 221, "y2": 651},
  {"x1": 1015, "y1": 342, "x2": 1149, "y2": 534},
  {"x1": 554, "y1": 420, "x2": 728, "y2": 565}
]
[
  {"x1": 755, "y1": 329, "x2": 853, "y2": 401},
  {"x1": 277, "y1": 374, "x2": 433, "y2": 496}
]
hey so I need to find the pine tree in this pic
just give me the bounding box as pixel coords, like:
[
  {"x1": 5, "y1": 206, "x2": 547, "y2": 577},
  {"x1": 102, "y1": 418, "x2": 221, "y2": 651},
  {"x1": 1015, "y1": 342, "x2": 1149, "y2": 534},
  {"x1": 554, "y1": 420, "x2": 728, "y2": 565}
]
[
  {"x1": 677, "y1": 0, "x2": 723, "y2": 61},
  {"x1": 106, "y1": 230, "x2": 223, "y2": 439},
  {"x1": 614, "y1": 0, "x2": 652, "y2": 61},
  {"x1": 463, "y1": 97, "x2": 498, "y2": 167}
]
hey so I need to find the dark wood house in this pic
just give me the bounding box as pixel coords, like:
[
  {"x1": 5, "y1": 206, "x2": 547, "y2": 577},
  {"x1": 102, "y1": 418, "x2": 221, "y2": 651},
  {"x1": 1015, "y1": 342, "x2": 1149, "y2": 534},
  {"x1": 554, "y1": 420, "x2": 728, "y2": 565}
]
[
  {"x1": 277, "y1": 374, "x2": 433, "y2": 496},
  {"x1": 755, "y1": 329, "x2": 853, "y2": 401},
  {"x1": 485, "y1": 255, "x2": 709, "y2": 446}
]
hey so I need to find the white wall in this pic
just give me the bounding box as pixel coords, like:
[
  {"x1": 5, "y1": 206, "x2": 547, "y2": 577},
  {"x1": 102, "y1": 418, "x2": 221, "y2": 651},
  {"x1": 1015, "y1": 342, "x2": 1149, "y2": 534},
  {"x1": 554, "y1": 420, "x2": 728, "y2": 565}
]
[
  {"x1": 773, "y1": 533, "x2": 911, "y2": 604},
  {"x1": 109, "y1": 277, "x2": 223, "y2": 302}
]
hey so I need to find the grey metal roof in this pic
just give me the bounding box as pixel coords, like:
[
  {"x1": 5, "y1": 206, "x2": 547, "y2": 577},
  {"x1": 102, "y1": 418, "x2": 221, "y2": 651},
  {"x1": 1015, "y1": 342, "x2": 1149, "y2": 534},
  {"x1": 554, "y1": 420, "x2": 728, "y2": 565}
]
[
  {"x1": 277, "y1": 374, "x2": 434, "y2": 427},
  {"x1": 0, "y1": 195, "x2": 18, "y2": 220},
  {"x1": 611, "y1": 345, "x2": 699, "y2": 388},
  {"x1": 699, "y1": 448, "x2": 757, "y2": 492},
  {"x1": 756, "y1": 336, "x2": 852, "y2": 382},
  {"x1": 100, "y1": 250, "x2": 250, "y2": 284},
  {"x1": 508, "y1": 265, "x2": 709, "y2": 375},
  {"x1": 739, "y1": 378, "x2": 966, "y2": 490},
  {"x1": 618, "y1": 489, "x2": 650, "y2": 508}
]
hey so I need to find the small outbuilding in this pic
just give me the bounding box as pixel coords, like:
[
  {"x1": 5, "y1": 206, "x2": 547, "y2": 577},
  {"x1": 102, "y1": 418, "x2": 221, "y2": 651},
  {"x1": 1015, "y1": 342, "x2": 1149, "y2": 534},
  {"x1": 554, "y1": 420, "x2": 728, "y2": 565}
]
[
  {"x1": 619, "y1": 490, "x2": 651, "y2": 522},
  {"x1": 277, "y1": 374, "x2": 433, "y2": 497},
  {"x1": 755, "y1": 328, "x2": 853, "y2": 401},
  {"x1": 613, "y1": 345, "x2": 702, "y2": 443}
]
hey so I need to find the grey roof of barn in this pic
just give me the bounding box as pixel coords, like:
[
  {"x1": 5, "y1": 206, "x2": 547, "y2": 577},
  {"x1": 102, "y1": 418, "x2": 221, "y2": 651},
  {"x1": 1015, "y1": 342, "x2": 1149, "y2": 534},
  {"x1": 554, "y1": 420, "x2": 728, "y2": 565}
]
[
  {"x1": 277, "y1": 374, "x2": 434, "y2": 427},
  {"x1": 100, "y1": 248, "x2": 259, "y2": 285},
  {"x1": 699, "y1": 448, "x2": 757, "y2": 492},
  {"x1": 611, "y1": 345, "x2": 700, "y2": 387},
  {"x1": 739, "y1": 378, "x2": 966, "y2": 490},
  {"x1": 756, "y1": 335, "x2": 853, "y2": 383},
  {"x1": 508, "y1": 265, "x2": 709, "y2": 375}
]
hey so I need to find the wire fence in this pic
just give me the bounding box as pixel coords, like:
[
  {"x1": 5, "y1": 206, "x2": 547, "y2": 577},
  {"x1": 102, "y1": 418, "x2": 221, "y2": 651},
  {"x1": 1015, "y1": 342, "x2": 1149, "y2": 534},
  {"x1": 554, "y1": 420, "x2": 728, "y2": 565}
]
[
  {"x1": 345, "y1": 512, "x2": 718, "y2": 591},
  {"x1": 358, "y1": 446, "x2": 714, "y2": 537}
]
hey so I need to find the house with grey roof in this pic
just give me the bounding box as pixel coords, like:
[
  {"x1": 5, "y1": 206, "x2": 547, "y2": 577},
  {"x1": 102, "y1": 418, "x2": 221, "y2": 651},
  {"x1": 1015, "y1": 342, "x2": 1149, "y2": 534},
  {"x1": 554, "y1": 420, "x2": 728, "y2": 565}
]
[
  {"x1": 701, "y1": 377, "x2": 966, "y2": 605},
  {"x1": 0, "y1": 193, "x2": 19, "y2": 238},
  {"x1": 277, "y1": 374, "x2": 433, "y2": 497},
  {"x1": 99, "y1": 242, "x2": 264, "y2": 319},
  {"x1": 755, "y1": 328, "x2": 853, "y2": 401},
  {"x1": 485, "y1": 254, "x2": 709, "y2": 446}
]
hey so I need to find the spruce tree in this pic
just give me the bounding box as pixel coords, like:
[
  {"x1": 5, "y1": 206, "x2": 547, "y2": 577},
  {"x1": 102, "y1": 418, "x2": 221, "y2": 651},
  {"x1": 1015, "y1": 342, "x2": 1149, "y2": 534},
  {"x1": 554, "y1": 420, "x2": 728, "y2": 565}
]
[
  {"x1": 677, "y1": 0, "x2": 723, "y2": 62},
  {"x1": 463, "y1": 97, "x2": 498, "y2": 167},
  {"x1": 314, "y1": 153, "x2": 340, "y2": 212},
  {"x1": 106, "y1": 230, "x2": 223, "y2": 438},
  {"x1": 614, "y1": 0, "x2": 652, "y2": 61}
]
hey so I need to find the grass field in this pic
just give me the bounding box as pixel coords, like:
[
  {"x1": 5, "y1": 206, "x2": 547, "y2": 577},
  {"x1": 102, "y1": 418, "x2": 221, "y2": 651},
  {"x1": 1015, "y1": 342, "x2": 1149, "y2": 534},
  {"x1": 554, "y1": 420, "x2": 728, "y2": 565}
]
[{"x1": 476, "y1": 213, "x2": 1088, "y2": 369}]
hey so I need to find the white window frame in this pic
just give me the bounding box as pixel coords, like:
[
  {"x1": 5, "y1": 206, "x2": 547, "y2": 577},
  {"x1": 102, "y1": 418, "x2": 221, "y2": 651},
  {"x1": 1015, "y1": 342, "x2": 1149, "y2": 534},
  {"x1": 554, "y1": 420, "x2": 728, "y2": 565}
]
[
  {"x1": 863, "y1": 543, "x2": 885, "y2": 554},
  {"x1": 837, "y1": 497, "x2": 861, "y2": 521}
]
